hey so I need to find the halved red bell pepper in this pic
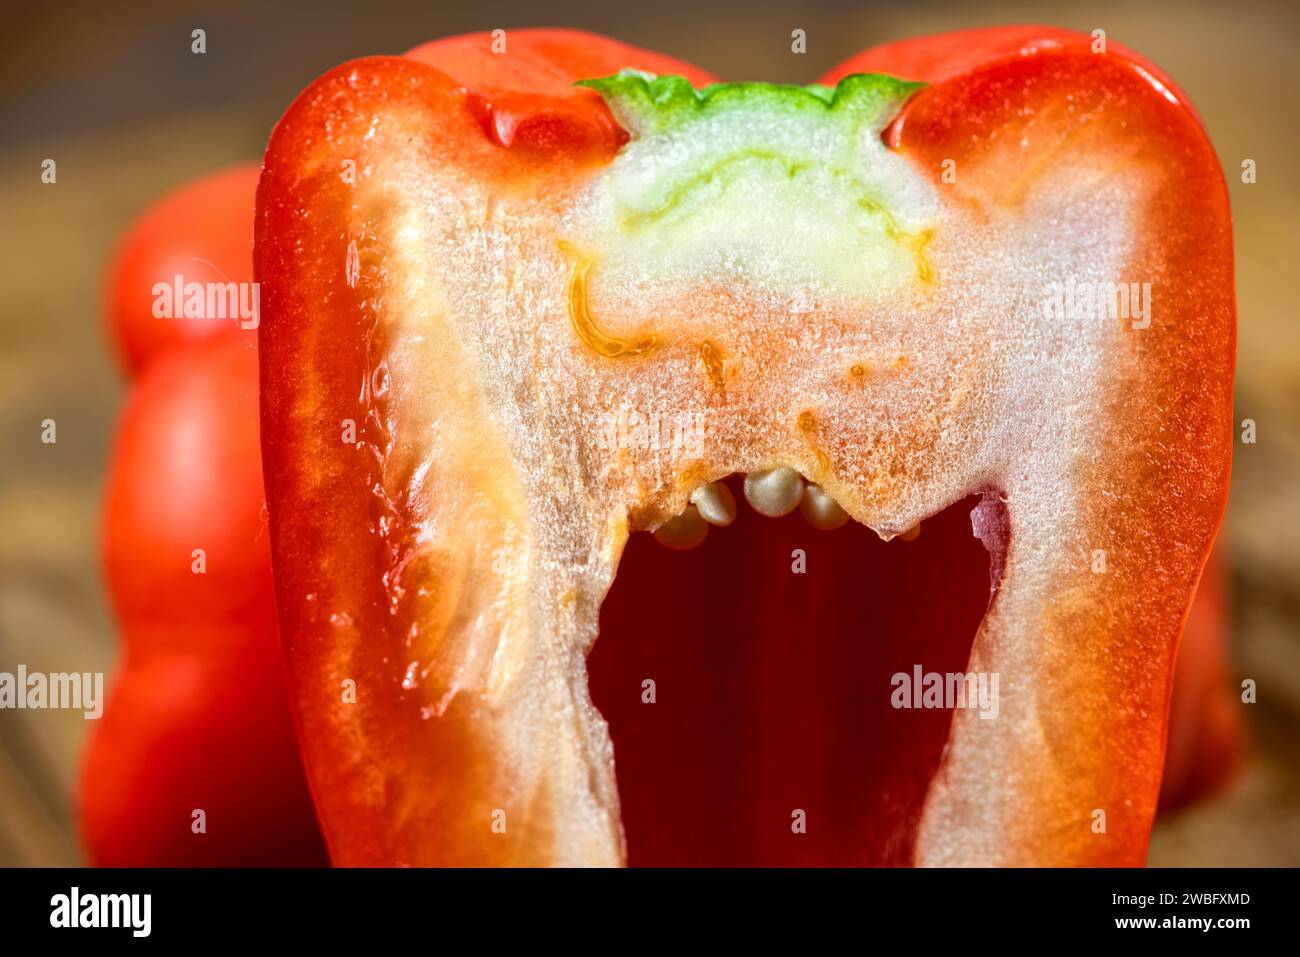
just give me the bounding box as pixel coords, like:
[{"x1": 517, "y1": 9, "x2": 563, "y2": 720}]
[{"x1": 257, "y1": 27, "x2": 1235, "y2": 865}]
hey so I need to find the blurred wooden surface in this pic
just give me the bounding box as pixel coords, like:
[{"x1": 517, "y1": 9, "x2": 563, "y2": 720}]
[{"x1": 1, "y1": 0, "x2": 1297, "y2": 866}]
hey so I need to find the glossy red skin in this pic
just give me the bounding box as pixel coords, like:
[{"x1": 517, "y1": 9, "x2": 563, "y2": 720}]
[
  {"x1": 260, "y1": 28, "x2": 1237, "y2": 864},
  {"x1": 105, "y1": 165, "x2": 261, "y2": 378},
  {"x1": 404, "y1": 32, "x2": 716, "y2": 153},
  {"x1": 81, "y1": 334, "x2": 326, "y2": 866}
]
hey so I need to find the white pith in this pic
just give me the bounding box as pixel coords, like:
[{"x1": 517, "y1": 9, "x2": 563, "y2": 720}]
[{"x1": 565, "y1": 91, "x2": 936, "y2": 297}]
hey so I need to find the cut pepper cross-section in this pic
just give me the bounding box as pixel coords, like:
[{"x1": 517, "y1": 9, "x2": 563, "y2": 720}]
[{"x1": 257, "y1": 28, "x2": 1234, "y2": 865}]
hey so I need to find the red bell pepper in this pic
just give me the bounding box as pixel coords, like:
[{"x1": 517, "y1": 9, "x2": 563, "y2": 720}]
[
  {"x1": 256, "y1": 27, "x2": 1236, "y2": 866},
  {"x1": 80, "y1": 168, "x2": 326, "y2": 866},
  {"x1": 104, "y1": 166, "x2": 263, "y2": 377}
]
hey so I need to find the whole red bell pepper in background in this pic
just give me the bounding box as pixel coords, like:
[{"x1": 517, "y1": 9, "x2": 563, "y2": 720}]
[
  {"x1": 105, "y1": 166, "x2": 263, "y2": 376},
  {"x1": 79, "y1": 167, "x2": 326, "y2": 866},
  {"x1": 1160, "y1": 547, "x2": 1242, "y2": 809},
  {"x1": 257, "y1": 25, "x2": 1239, "y2": 867}
]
